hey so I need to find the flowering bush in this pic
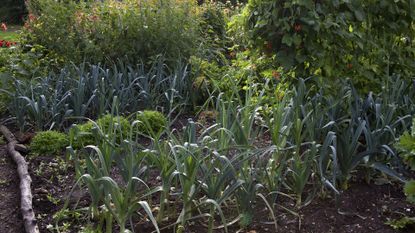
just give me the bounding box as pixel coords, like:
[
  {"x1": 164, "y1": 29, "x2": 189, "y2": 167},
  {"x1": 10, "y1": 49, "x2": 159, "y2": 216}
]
[{"x1": 23, "y1": 0, "x2": 201, "y2": 66}]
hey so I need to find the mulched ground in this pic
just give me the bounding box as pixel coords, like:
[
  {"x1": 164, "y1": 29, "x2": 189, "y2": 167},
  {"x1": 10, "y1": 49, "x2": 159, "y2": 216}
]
[
  {"x1": 277, "y1": 182, "x2": 415, "y2": 233},
  {"x1": 0, "y1": 145, "x2": 24, "y2": 233},
  {"x1": 27, "y1": 154, "x2": 415, "y2": 233},
  {"x1": 1, "y1": 122, "x2": 414, "y2": 232}
]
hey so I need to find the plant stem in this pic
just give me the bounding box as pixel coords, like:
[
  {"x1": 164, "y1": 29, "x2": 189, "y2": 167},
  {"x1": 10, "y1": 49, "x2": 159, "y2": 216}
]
[
  {"x1": 207, "y1": 206, "x2": 215, "y2": 233},
  {"x1": 157, "y1": 187, "x2": 167, "y2": 223}
]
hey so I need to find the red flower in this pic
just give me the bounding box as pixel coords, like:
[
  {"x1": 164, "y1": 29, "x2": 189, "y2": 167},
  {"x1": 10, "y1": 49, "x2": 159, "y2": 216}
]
[
  {"x1": 0, "y1": 40, "x2": 16, "y2": 48},
  {"x1": 347, "y1": 63, "x2": 353, "y2": 69}
]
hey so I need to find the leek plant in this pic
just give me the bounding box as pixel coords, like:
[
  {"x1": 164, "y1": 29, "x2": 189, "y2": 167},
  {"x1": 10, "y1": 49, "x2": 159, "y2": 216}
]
[
  {"x1": 67, "y1": 108, "x2": 160, "y2": 233},
  {"x1": 5, "y1": 59, "x2": 191, "y2": 130},
  {"x1": 260, "y1": 95, "x2": 292, "y2": 207}
]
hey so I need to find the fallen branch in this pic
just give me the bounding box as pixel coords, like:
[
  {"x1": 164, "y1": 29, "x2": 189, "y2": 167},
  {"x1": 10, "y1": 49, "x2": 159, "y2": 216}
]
[{"x1": 0, "y1": 125, "x2": 39, "y2": 233}]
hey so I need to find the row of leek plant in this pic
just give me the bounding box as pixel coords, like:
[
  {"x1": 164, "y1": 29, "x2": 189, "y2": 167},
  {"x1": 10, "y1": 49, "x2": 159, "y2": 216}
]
[
  {"x1": 59, "y1": 75, "x2": 414, "y2": 232},
  {"x1": 3, "y1": 58, "x2": 190, "y2": 131}
]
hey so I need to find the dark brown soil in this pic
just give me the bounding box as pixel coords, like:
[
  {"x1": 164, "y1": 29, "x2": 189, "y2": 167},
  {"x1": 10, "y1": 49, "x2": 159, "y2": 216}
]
[
  {"x1": 24, "y1": 152, "x2": 415, "y2": 233},
  {"x1": 24, "y1": 158, "x2": 415, "y2": 233},
  {"x1": 276, "y1": 182, "x2": 415, "y2": 233},
  {"x1": 0, "y1": 145, "x2": 24, "y2": 233},
  {"x1": 29, "y1": 155, "x2": 82, "y2": 233},
  {"x1": 175, "y1": 181, "x2": 414, "y2": 233},
  {"x1": 2, "y1": 126, "x2": 414, "y2": 233}
]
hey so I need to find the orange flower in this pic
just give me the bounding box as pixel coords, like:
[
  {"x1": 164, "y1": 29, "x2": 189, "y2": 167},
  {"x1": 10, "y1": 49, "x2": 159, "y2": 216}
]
[{"x1": 1, "y1": 23, "x2": 7, "y2": 32}]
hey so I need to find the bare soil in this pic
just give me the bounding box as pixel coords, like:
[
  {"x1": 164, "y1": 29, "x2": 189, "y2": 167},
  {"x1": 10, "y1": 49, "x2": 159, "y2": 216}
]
[
  {"x1": 1, "y1": 127, "x2": 414, "y2": 233},
  {"x1": 0, "y1": 145, "x2": 24, "y2": 233}
]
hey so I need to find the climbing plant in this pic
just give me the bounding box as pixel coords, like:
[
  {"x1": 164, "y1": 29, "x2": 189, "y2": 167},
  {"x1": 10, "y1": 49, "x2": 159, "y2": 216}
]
[{"x1": 243, "y1": 0, "x2": 415, "y2": 91}]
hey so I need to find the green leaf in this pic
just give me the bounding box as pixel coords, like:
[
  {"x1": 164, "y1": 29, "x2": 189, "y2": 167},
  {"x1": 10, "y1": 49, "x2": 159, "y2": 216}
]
[
  {"x1": 282, "y1": 34, "x2": 293, "y2": 46},
  {"x1": 354, "y1": 10, "x2": 365, "y2": 21},
  {"x1": 404, "y1": 180, "x2": 415, "y2": 204},
  {"x1": 386, "y1": 216, "x2": 415, "y2": 230}
]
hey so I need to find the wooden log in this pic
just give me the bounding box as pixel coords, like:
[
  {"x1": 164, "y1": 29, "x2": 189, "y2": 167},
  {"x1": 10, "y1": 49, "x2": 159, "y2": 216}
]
[{"x1": 0, "y1": 125, "x2": 40, "y2": 233}]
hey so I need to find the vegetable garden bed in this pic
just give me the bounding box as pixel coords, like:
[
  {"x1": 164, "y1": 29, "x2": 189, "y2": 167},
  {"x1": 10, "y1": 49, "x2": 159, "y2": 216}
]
[
  {"x1": 0, "y1": 127, "x2": 412, "y2": 233},
  {"x1": 1, "y1": 0, "x2": 414, "y2": 232}
]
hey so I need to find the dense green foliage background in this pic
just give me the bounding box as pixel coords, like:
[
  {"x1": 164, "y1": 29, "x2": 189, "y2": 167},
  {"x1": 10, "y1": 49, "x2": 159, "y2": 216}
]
[
  {"x1": 0, "y1": 0, "x2": 26, "y2": 23},
  {"x1": 243, "y1": 0, "x2": 415, "y2": 91}
]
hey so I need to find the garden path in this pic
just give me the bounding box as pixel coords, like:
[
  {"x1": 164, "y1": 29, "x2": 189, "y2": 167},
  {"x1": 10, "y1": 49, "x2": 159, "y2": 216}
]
[{"x1": 0, "y1": 145, "x2": 24, "y2": 232}]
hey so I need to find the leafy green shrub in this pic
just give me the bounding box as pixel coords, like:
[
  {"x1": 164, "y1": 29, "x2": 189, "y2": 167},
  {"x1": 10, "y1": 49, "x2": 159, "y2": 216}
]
[
  {"x1": 96, "y1": 114, "x2": 131, "y2": 138},
  {"x1": 0, "y1": 44, "x2": 64, "y2": 79},
  {"x1": 69, "y1": 121, "x2": 94, "y2": 149},
  {"x1": 396, "y1": 121, "x2": 415, "y2": 170},
  {"x1": 386, "y1": 216, "x2": 415, "y2": 230},
  {"x1": 397, "y1": 118, "x2": 415, "y2": 204},
  {"x1": 23, "y1": 0, "x2": 200, "y2": 66},
  {"x1": 191, "y1": 49, "x2": 288, "y2": 106},
  {"x1": 242, "y1": 0, "x2": 415, "y2": 91},
  {"x1": 70, "y1": 115, "x2": 131, "y2": 149},
  {"x1": 198, "y1": 2, "x2": 230, "y2": 63},
  {"x1": 30, "y1": 130, "x2": 68, "y2": 155},
  {"x1": 404, "y1": 181, "x2": 415, "y2": 204},
  {"x1": 136, "y1": 110, "x2": 167, "y2": 136}
]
